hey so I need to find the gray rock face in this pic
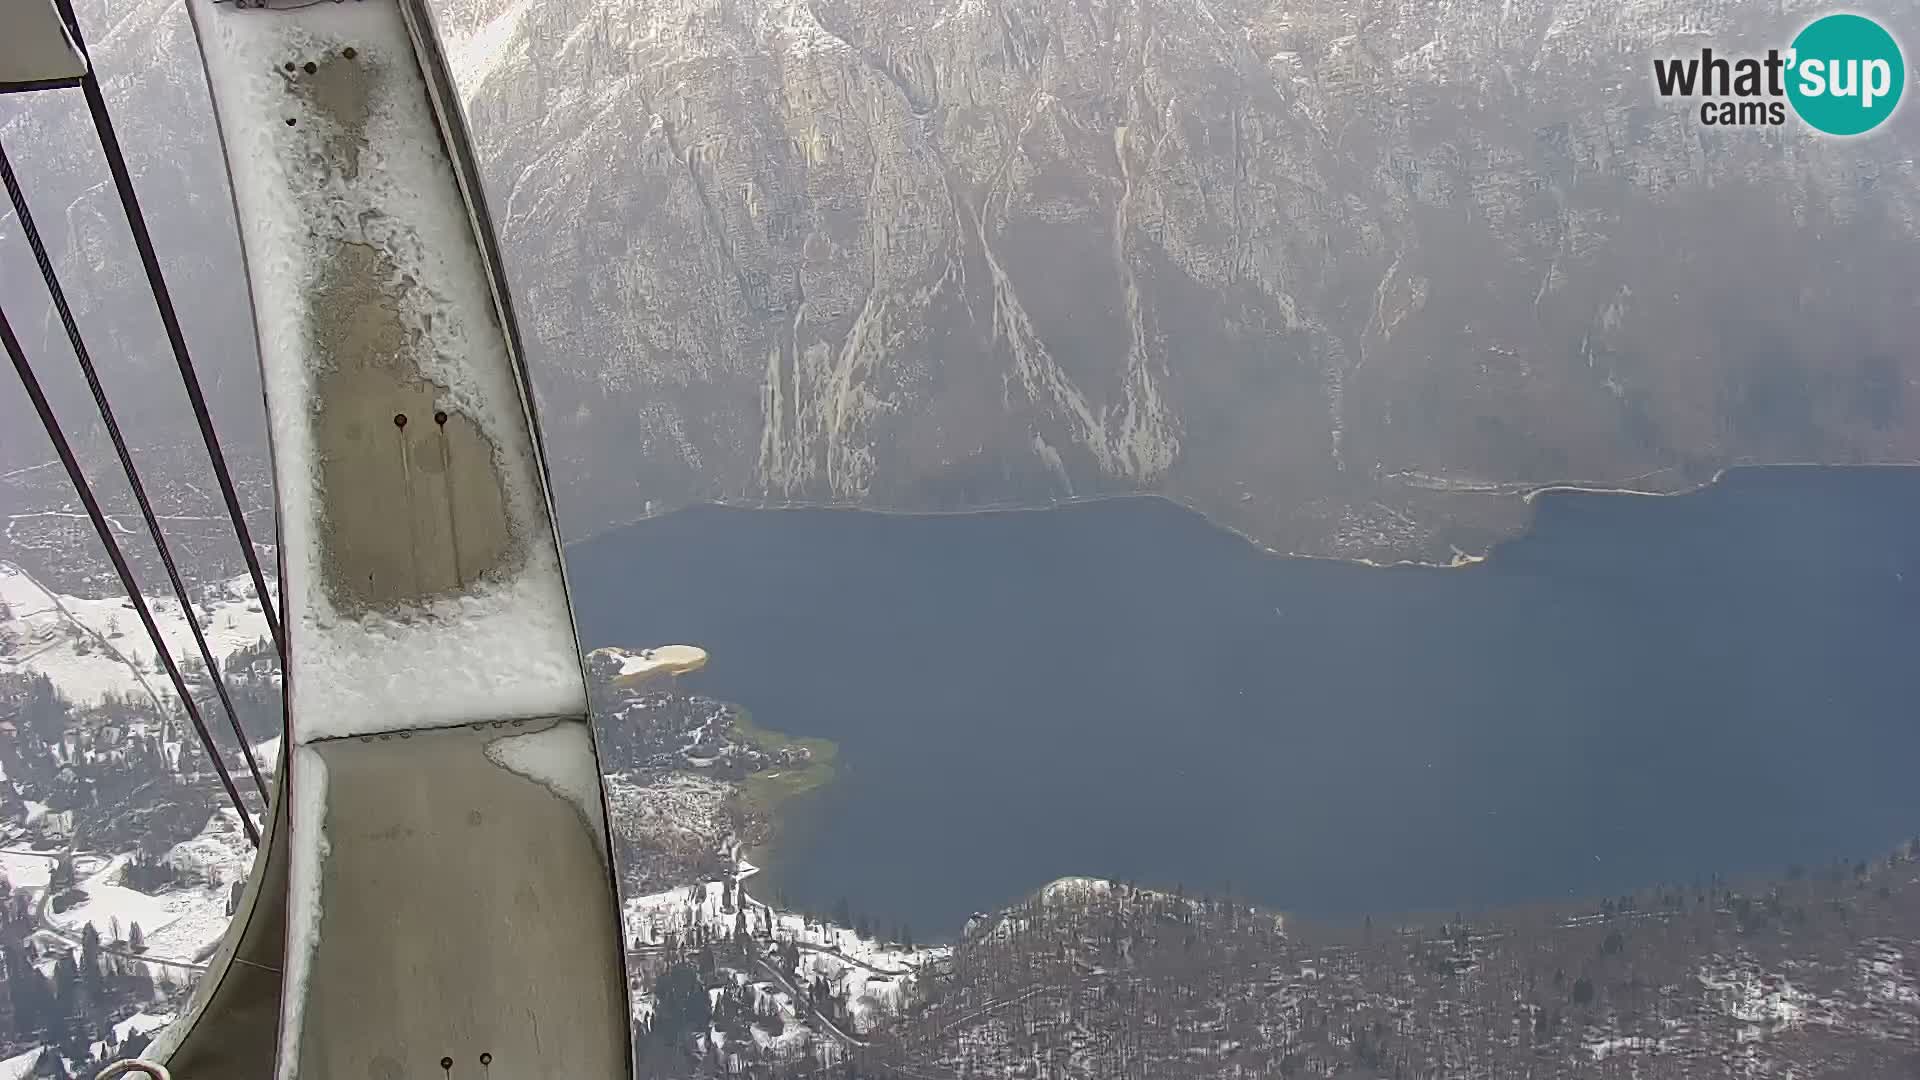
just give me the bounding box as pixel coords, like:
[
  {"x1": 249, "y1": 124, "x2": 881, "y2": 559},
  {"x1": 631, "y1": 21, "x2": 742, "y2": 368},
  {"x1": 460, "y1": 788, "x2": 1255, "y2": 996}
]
[{"x1": 6, "y1": 0, "x2": 1919, "y2": 561}]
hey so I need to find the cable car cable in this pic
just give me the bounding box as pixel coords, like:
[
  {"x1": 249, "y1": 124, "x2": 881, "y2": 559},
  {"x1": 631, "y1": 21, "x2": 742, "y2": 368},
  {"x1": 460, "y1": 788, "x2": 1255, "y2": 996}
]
[
  {"x1": 2, "y1": 304, "x2": 261, "y2": 847},
  {"x1": 0, "y1": 138, "x2": 269, "y2": 801},
  {"x1": 49, "y1": 0, "x2": 286, "y2": 662}
]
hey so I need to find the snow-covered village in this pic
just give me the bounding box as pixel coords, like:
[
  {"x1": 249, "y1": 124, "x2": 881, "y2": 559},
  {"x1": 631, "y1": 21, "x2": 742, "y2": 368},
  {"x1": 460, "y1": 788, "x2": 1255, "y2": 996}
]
[{"x1": 0, "y1": 562, "x2": 272, "y2": 1076}]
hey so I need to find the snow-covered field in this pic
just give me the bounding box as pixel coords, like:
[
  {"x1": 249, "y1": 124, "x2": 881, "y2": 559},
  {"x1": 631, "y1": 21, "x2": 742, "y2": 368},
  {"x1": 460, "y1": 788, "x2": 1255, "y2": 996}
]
[
  {"x1": 0, "y1": 850, "x2": 57, "y2": 891},
  {"x1": 1, "y1": 563, "x2": 264, "y2": 975},
  {"x1": 36, "y1": 807, "x2": 253, "y2": 970},
  {"x1": 47, "y1": 855, "x2": 191, "y2": 939},
  {"x1": 146, "y1": 808, "x2": 257, "y2": 963},
  {"x1": 0, "y1": 1047, "x2": 47, "y2": 1080},
  {"x1": 1, "y1": 561, "x2": 274, "y2": 707}
]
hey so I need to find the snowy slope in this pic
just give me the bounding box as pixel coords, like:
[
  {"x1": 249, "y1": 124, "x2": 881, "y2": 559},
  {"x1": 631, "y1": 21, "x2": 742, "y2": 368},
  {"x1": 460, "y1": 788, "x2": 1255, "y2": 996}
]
[
  {"x1": 0, "y1": 850, "x2": 57, "y2": 891},
  {"x1": 142, "y1": 807, "x2": 256, "y2": 964},
  {"x1": 1, "y1": 561, "x2": 273, "y2": 707},
  {"x1": 0, "y1": 1049, "x2": 43, "y2": 1080},
  {"x1": 1, "y1": 561, "x2": 262, "y2": 973},
  {"x1": 626, "y1": 878, "x2": 950, "y2": 1036},
  {"x1": 50, "y1": 854, "x2": 212, "y2": 952},
  {"x1": 16, "y1": 810, "x2": 251, "y2": 985}
]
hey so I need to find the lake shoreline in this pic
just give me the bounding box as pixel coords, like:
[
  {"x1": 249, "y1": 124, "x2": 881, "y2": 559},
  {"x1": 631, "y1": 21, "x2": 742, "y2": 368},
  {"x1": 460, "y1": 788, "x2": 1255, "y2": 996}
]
[
  {"x1": 568, "y1": 461, "x2": 1920, "y2": 572},
  {"x1": 569, "y1": 464, "x2": 1920, "y2": 936},
  {"x1": 728, "y1": 705, "x2": 839, "y2": 890}
]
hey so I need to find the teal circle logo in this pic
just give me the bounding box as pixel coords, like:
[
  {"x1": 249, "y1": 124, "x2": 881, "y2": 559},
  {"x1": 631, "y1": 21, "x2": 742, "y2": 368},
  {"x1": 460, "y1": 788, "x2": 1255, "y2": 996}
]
[{"x1": 1787, "y1": 14, "x2": 1905, "y2": 136}]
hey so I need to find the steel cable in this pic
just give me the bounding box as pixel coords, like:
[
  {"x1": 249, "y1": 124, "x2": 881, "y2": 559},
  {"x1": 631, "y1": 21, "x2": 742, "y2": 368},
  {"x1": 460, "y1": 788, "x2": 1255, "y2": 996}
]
[
  {"x1": 2, "y1": 304, "x2": 261, "y2": 847},
  {"x1": 1, "y1": 138, "x2": 268, "y2": 801},
  {"x1": 50, "y1": 0, "x2": 286, "y2": 661}
]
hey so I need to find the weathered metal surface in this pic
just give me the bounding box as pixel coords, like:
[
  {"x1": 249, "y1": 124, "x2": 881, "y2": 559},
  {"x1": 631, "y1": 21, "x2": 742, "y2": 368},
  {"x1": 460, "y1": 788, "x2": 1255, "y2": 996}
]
[
  {"x1": 283, "y1": 40, "x2": 518, "y2": 614},
  {"x1": 309, "y1": 236, "x2": 515, "y2": 612},
  {"x1": 193, "y1": 0, "x2": 589, "y2": 737},
  {"x1": 295, "y1": 721, "x2": 627, "y2": 1079},
  {"x1": 144, "y1": 759, "x2": 288, "y2": 1076},
  {"x1": 0, "y1": 0, "x2": 86, "y2": 93}
]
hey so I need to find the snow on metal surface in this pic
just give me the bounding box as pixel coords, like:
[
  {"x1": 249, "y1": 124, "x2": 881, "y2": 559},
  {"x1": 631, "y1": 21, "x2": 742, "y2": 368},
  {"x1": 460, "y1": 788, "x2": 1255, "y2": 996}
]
[
  {"x1": 277, "y1": 745, "x2": 330, "y2": 1080},
  {"x1": 287, "y1": 573, "x2": 585, "y2": 739},
  {"x1": 191, "y1": 0, "x2": 586, "y2": 741},
  {"x1": 484, "y1": 722, "x2": 610, "y2": 854}
]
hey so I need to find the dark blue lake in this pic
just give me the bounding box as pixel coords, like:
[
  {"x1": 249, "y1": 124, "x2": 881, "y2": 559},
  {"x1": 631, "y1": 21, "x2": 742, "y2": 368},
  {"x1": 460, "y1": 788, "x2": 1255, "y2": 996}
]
[{"x1": 566, "y1": 467, "x2": 1920, "y2": 937}]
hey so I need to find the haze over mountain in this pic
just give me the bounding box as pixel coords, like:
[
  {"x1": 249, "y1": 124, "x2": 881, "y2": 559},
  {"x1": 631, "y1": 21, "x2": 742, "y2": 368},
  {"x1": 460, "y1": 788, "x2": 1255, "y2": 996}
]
[{"x1": 3, "y1": 0, "x2": 1918, "y2": 561}]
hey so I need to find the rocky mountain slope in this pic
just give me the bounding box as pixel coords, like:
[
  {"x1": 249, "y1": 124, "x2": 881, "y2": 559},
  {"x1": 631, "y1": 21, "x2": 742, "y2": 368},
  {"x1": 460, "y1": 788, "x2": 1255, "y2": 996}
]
[{"x1": 4, "y1": 0, "x2": 1917, "y2": 561}]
